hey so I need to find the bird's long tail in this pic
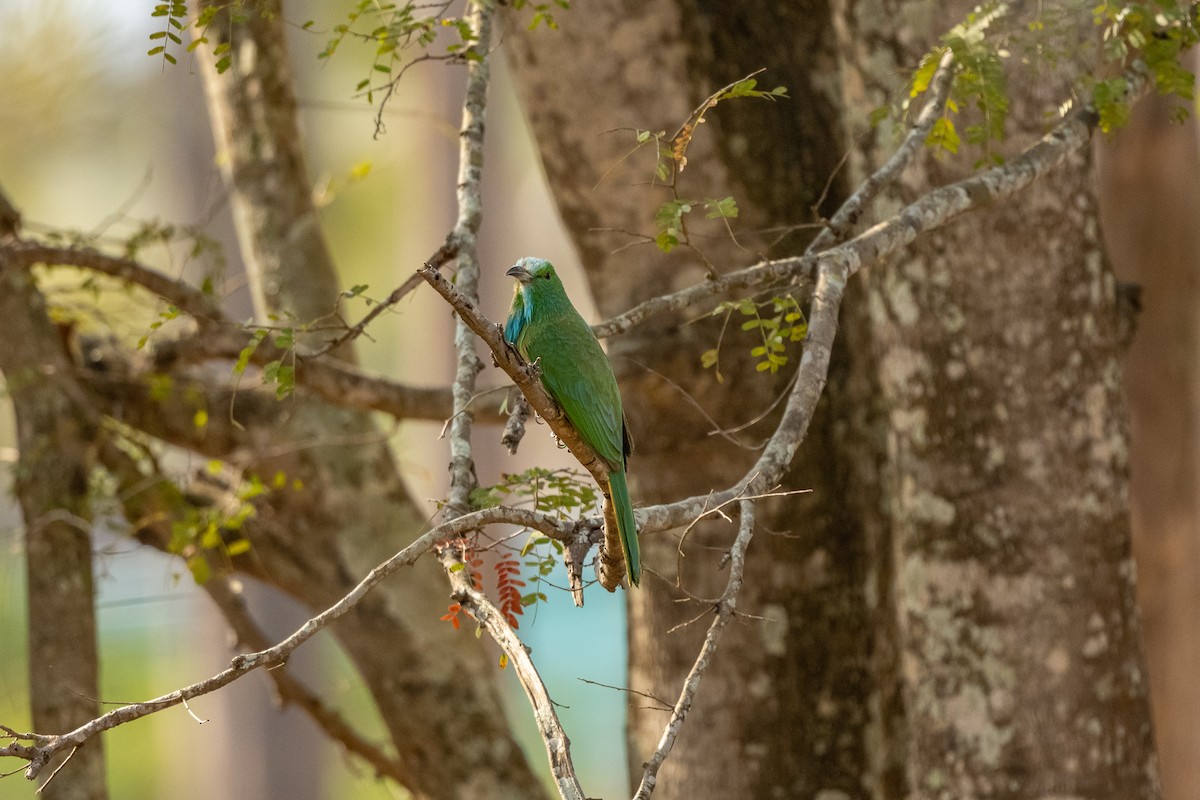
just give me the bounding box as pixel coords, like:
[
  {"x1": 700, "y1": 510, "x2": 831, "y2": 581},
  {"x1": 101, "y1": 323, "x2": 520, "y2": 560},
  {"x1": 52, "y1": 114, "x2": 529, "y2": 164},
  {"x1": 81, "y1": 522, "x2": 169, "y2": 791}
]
[{"x1": 608, "y1": 469, "x2": 640, "y2": 587}]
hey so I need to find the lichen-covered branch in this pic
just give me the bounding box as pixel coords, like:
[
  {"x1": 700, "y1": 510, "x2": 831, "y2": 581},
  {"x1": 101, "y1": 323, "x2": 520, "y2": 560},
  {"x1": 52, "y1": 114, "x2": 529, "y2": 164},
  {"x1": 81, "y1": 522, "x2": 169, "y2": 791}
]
[
  {"x1": 592, "y1": 90, "x2": 1117, "y2": 342},
  {"x1": 633, "y1": 499, "x2": 756, "y2": 799},
  {"x1": 805, "y1": 49, "x2": 955, "y2": 254},
  {"x1": 440, "y1": 550, "x2": 585, "y2": 800},
  {"x1": 0, "y1": 504, "x2": 573, "y2": 779},
  {"x1": 442, "y1": 0, "x2": 493, "y2": 516}
]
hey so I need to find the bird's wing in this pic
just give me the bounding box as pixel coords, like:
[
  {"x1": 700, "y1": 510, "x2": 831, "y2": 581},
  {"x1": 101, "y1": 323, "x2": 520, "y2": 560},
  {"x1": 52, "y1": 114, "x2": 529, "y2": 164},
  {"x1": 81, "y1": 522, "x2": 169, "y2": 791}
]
[{"x1": 530, "y1": 323, "x2": 627, "y2": 472}]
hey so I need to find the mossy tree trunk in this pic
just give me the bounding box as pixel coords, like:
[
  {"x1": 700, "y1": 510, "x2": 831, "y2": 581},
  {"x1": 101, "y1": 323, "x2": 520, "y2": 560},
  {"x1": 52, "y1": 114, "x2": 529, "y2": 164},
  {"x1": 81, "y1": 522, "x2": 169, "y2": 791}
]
[{"x1": 504, "y1": 1, "x2": 1162, "y2": 797}]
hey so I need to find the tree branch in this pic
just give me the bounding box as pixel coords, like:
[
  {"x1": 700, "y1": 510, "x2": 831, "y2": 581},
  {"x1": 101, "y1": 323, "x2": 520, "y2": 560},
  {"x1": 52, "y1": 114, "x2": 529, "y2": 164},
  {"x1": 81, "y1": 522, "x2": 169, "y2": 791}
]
[
  {"x1": 806, "y1": 49, "x2": 956, "y2": 254},
  {"x1": 440, "y1": 549, "x2": 585, "y2": 800},
  {"x1": 592, "y1": 91, "x2": 1111, "y2": 341},
  {"x1": 442, "y1": 0, "x2": 493, "y2": 517},
  {"x1": 2, "y1": 240, "x2": 228, "y2": 323},
  {"x1": 634, "y1": 499, "x2": 756, "y2": 799},
  {"x1": 0, "y1": 504, "x2": 574, "y2": 780},
  {"x1": 151, "y1": 328, "x2": 506, "y2": 422}
]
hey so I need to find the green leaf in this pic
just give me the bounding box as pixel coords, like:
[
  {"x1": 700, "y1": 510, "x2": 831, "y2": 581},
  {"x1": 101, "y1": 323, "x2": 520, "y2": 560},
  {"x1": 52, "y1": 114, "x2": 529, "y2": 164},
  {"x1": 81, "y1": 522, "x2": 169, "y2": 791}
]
[
  {"x1": 187, "y1": 555, "x2": 211, "y2": 584},
  {"x1": 705, "y1": 196, "x2": 739, "y2": 219},
  {"x1": 925, "y1": 116, "x2": 961, "y2": 154},
  {"x1": 910, "y1": 50, "x2": 942, "y2": 96},
  {"x1": 226, "y1": 539, "x2": 252, "y2": 557}
]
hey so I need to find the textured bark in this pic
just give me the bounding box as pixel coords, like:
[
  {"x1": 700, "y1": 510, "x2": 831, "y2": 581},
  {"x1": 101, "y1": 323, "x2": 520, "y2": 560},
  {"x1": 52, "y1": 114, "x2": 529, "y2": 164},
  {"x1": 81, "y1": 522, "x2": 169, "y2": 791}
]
[
  {"x1": 0, "y1": 259, "x2": 106, "y2": 800},
  {"x1": 505, "y1": 1, "x2": 1162, "y2": 798},
  {"x1": 1097, "y1": 87, "x2": 1200, "y2": 800},
  {"x1": 177, "y1": 4, "x2": 548, "y2": 798},
  {"x1": 838, "y1": 4, "x2": 1159, "y2": 796},
  {"x1": 504, "y1": 2, "x2": 870, "y2": 797}
]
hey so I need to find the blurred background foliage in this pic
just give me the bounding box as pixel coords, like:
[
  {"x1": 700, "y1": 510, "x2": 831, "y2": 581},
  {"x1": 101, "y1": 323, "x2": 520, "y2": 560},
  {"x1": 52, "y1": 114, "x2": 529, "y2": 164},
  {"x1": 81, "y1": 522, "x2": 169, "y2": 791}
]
[{"x1": 0, "y1": 1, "x2": 630, "y2": 797}]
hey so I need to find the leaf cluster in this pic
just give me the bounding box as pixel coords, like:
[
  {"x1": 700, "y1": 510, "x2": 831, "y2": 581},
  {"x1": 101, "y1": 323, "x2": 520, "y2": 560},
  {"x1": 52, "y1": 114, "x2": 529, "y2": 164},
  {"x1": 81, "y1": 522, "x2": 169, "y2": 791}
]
[
  {"x1": 314, "y1": 0, "x2": 568, "y2": 106},
  {"x1": 168, "y1": 467, "x2": 300, "y2": 584},
  {"x1": 470, "y1": 467, "x2": 601, "y2": 518},
  {"x1": 1094, "y1": 1, "x2": 1199, "y2": 130},
  {"x1": 653, "y1": 196, "x2": 739, "y2": 254},
  {"x1": 893, "y1": 2, "x2": 1011, "y2": 164},
  {"x1": 888, "y1": 1, "x2": 1199, "y2": 161},
  {"x1": 701, "y1": 295, "x2": 808, "y2": 382},
  {"x1": 233, "y1": 325, "x2": 297, "y2": 400}
]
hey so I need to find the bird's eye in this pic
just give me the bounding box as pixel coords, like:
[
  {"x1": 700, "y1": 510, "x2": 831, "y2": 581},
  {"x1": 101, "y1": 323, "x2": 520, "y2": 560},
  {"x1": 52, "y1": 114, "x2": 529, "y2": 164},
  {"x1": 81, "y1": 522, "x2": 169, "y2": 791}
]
[{"x1": 541, "y1": 273, "x2": 551, "y2": 280}]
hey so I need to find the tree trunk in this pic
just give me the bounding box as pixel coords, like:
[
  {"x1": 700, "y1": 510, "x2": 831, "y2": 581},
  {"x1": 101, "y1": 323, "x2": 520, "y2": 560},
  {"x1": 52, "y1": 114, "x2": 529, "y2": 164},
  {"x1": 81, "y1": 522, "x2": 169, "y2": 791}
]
[
  {"x1": 505, "y1": 1, "x2": 1163, "y2": 797},
  {"x1": 154, "y1": 5, "x2": 549, "y2": 798},
  {"x1": 1097, "y1": 84, "x2": 1200, "y2": 800},
  {"x1": 504, "y1": 1, "x2": 876, "y2": 796},
  {"x1": 0, "y1": 259, "x2": 107, "y2": 800}
]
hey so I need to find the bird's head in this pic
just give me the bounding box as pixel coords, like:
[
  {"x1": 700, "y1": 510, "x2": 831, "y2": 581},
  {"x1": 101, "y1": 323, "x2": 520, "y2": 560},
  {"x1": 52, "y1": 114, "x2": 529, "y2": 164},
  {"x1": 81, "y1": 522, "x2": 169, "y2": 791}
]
[{"x1": 505, "y1": 257, "x2": 559, "y2": 287}]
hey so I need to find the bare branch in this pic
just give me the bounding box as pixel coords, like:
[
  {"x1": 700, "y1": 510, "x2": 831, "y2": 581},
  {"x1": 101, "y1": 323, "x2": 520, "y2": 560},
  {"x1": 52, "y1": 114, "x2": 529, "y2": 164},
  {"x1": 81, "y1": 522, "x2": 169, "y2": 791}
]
[
  {"x1": 0, "y1": 504, "x2": 574, "y2": 780},
  {"x1": 806, "y1": 49, "x2": 957, "y2": 254},
  {"x1": 633, "y1": 499, "x2": 757, "y2": 800},
  {"x1": 442, "y1": 0, "x2": 494, "y2": 517},
  {"x1": 440, "y1": 549, "x2": 585, "y2": 800},
  {"x1": 593, "y1": 95, "x2": 1108, "y2": 341},
  {"x1": 3, "y1": 240, "x2": 227, "y2": 323}
]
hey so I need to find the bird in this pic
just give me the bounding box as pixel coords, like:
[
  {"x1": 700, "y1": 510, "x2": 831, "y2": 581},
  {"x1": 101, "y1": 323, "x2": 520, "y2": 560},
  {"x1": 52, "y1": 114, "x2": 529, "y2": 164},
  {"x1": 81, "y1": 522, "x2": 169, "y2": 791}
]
[{"x1": 503, "y1": 256, "x2": 640, "y2": 587}]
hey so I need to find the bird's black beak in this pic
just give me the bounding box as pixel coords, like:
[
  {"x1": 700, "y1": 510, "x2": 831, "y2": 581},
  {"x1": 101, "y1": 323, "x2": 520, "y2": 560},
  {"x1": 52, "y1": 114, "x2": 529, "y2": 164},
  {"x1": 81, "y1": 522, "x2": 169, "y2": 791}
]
[{"x1": 506, "y1": 264, "x2": 532, "y2": 284}]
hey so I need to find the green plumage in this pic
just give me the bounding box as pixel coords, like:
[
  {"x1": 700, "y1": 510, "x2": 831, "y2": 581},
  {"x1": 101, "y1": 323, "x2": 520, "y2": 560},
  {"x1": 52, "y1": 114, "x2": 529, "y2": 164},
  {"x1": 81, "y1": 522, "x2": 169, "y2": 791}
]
[{"x1": 504, "y1": 257, "x2": 640, "y2": 587}]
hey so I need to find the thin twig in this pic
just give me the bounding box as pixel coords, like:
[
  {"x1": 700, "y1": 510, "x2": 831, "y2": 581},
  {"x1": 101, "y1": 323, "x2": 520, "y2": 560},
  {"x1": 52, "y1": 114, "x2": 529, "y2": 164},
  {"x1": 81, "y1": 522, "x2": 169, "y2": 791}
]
[
  {"x1": 5, "y1": 241, "x2": 227, "y2": 323},
  {"x1": 592, "y1": 85, "x2": 1110, "y2": 343},
  {"x1": 575, "y1": 678, "x2": 673, "y2": 712},
  {"x1": 633, "y1": 500, "x2": 757, "y2": 800},
  {"x1": 313, "y1": 238, "x2": 459, "y2": 357},
  {"x1": 441, "y1": 549, "x2": 586, "y2": 800},
  {"x1": 0, "y1": 504, "x2": 574, "y2": 780},
  {"x1": 35, "y1": 746, "x2": 78, "y2": 795},
  {"x1": 806, "y1": 49, "x2": 957, "y2": 254}
]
